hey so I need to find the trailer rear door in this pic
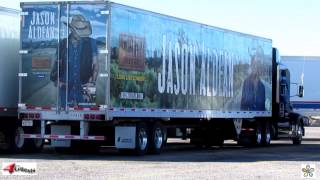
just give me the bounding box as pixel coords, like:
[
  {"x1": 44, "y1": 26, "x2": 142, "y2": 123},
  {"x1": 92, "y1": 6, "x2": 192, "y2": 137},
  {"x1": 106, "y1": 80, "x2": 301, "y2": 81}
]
[
  {"x1": 20, "y1": 3, "x2": 60, "y2": 109},
  {"x1": 20, "y1": 2, "x2": 109, "y2": 112}
]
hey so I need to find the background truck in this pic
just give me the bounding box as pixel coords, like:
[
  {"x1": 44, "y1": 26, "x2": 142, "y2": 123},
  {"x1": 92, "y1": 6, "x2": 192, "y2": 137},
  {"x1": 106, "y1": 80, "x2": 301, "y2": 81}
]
[
  {"x1": 281, "y1": 56, "x2": 320, "y2": 125},
  {"x1": 0, "y1": 6, "x2": 35, "y2": 153},
  {"x1": 18, "y1": 1, "x2": 305, "y2": 155}
]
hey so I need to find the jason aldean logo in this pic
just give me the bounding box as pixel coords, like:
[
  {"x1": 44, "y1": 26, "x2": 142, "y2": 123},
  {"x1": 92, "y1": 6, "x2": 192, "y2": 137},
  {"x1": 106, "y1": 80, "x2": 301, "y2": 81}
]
[{"x1": 2, "y1": 162, "x2": 37, "y2": 175}]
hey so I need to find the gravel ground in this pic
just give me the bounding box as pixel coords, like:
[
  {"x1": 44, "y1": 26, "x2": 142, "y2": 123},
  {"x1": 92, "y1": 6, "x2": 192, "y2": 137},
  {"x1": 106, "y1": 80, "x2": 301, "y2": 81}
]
[{"x1": 1, "y1": 127, "x2": 320, "y2": 180}]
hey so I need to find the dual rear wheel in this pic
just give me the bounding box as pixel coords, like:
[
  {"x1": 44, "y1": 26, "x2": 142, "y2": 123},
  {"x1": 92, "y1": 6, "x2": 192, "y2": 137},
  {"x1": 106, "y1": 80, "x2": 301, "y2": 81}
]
[
  {"x1": 120, "y1": 122, "x2": 166, "y2": 155},
  {"x1": 0, "y1": 125, "x2": 43, "y2": 153},
  {"x1": 238, "y1": 120, "x2": 271, "y2": 147},
  {"x1": 255, "y1": 121, "x2": 271, "y2": 146}
]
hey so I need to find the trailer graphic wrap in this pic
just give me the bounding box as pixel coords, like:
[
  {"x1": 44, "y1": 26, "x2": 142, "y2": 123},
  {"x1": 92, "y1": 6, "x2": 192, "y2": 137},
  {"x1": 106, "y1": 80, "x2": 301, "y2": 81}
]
[
  {"x1": 110, "y1": 4, "x2": 272, "y2": 111},
  {"x1": 21, "y1": 3, "x2": 108, "y2": 109},
  {"x1": 21, "y1": 5, "x2": 59, "y2": 108}
]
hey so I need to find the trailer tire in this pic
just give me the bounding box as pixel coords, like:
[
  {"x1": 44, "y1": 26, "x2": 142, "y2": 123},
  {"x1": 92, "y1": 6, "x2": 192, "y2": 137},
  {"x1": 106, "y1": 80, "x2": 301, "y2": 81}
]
[
  {"x1": 271, "y1": 123, "x2": 279, "y2": 140},
  {"x1": 7, "y1": 126, "x2": 25, "y2": 153},
  {"x1": 135, "y1": 122, "x2": 149, "y2": 155},
  {"x1": 149, "y1": 122, "x2": 165, "y2": 154},
  {"x1": 0, "y1": 126, "x2": 25, "y2": 153},
  {"x1": 163, "y1": 127, "x2": 168, "y2": 146}
]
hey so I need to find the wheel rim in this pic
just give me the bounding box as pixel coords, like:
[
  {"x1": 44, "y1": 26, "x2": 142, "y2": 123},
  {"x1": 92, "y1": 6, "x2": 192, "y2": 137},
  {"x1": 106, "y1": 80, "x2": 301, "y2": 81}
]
[
  {"x1": 138, "y1": 128, "x2": 148, "y2": 151},
  {"x1": 297, "y1": 125, "x2": 302, "y2": 139},
  {"x1": 256, "y1": 130, "x2": 262, "y2": 144},
  {"x1": 154, "y1": 127, "x2": 163, "y2": 149},
  {"x1": 15, "y1": 127, "x2": 24, "y2": 149},
  {"x1": 265, "y1": 132, "x2": 271, "y2": 144},
  {"x1": 265, "y1": 124, "x2": 271, "y2": 144},
  {"x1": 34, "y1": 139, "x2": 43, "y2": 148}
]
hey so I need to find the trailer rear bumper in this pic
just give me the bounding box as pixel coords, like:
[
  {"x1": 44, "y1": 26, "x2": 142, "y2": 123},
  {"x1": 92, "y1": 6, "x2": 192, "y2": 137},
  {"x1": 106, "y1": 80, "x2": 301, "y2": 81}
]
[{"x1": 20, "y1": 119, "x2": 107, "y2": 148}]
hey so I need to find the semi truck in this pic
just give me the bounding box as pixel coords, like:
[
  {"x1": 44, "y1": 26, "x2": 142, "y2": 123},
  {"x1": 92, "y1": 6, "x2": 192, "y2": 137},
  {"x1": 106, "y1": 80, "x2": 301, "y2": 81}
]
[
  {"x1": 281, "y1": 56, "x2": 320, "y2": 124},
  {"x1": 18, "y1": 1, "x2": 305, "y2": 155}
]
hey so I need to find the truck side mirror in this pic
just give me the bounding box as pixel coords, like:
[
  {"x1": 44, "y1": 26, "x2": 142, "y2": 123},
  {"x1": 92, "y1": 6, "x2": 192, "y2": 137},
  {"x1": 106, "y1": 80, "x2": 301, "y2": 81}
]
[{"x1": 298, "y1": 85, "x2": 304, "y2": 98}]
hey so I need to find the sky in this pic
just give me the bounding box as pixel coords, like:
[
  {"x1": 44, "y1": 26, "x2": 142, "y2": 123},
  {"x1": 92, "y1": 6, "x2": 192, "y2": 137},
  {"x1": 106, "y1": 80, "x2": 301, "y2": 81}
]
[{"x1": 1, "y1": 0, "x2": 319, "y2": 56}]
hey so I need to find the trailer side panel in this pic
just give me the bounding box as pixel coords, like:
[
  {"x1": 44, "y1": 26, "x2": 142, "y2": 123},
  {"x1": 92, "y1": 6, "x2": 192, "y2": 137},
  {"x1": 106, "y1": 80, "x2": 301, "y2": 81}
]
[
  {"x1": 109, "y1": 3, "x2": 273, "y2": 118},
  {"x1": 0, "y1": 7, "x2": 19, "y2": 116}
]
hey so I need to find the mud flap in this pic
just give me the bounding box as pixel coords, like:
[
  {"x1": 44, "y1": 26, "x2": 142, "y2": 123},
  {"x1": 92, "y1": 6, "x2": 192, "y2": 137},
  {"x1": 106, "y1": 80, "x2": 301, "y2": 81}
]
[
  {"x1": 115, "y1": 126, "x2": 136, "y2": 149},
  {"x1": 51, "y1": 125, "x2": 71, "y2": 147},
  {"x1": 233, "y1": 118, "x2": 242, "y2": 137}
]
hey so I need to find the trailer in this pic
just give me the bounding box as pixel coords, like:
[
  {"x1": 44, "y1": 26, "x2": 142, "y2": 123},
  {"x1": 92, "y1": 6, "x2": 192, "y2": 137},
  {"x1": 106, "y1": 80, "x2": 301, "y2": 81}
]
[
  {"x1": 281, "y1": 56, "x2": 320, "y2": 124},
  {"x1": 0, "y1": 7, "x2": 36, "y2": 153},
  {"x1": 18, "y1": 1, "x2": 305, "y2": 155}
]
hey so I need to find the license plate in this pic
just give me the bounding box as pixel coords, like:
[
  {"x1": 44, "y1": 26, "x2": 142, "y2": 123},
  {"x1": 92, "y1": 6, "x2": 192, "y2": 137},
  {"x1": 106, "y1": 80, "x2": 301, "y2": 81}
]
[{"x1": 22, "y1": 120, "x2": 33, "y2": 127}]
